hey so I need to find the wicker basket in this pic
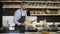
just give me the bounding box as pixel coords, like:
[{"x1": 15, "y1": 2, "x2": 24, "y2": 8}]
[{"x1": 42, "y1": 30, "x2": 50, "y2": 34}]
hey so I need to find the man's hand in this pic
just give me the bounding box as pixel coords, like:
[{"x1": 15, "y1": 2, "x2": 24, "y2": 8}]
[{"x1": 20, "y1": 23, "x2": 26, "y2": 26}]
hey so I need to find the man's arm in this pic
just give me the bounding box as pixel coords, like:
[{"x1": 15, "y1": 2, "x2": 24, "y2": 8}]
[{"x1": 13, "y1": 9, "x2": 21, "y2": 25}]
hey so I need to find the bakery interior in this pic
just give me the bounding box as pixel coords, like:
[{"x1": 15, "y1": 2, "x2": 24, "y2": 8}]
[{"x1": 0, "y1": 0, "x2": 60, "y2": 34}]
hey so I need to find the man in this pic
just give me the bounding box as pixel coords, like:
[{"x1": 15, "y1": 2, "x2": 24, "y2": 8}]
[{"x1": 13, "y1": 2, "x2": 27, "y2": 33}]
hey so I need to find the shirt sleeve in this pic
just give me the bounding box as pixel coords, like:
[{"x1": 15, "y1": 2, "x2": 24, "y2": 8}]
[
  {"x1": 25, "y1": 13, "x2": 28, "y2": 21},
  {"x1": 13, "y1": 9, "x2": 21, "y2": 25}
]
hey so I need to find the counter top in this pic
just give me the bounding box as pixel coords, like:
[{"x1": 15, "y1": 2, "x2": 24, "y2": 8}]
[{"x1": 0, "y1": 32, "x2": 60, "y2": 34}]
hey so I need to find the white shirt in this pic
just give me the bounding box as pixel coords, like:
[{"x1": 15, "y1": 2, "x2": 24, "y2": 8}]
[{"x1": 13, "y1": 9, "x2": 27, "y2": 25}]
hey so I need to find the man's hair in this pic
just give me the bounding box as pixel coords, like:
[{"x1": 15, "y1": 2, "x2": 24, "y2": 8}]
[{"x1": 21, "y1": 1, "x2": 25, "y2": 5}]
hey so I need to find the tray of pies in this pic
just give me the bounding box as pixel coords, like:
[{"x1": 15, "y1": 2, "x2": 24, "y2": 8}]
[
  {"x1": 35, "y1": 24, "x2": 42, "y2": 28},
  {"x1": 46, "y1": 10, "x2": 58, "y2": 14},
  {"x1": 24, "y1": 20, "x2": 32, "y2": 24},
  {"x1": 27, "y1": 25, "x2": 35, "y2": 30}
]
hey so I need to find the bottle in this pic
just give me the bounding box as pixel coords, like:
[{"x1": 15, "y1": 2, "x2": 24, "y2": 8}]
[
  {"x1": 7, "y1": 20, "x2": 10, "y2": 29},
  {"x1": 43, "y1": 19, "x2": 47, "y2": 28}
]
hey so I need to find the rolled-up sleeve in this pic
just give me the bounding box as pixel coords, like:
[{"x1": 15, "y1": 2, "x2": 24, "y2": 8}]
[{"x1": 13, "y1": 9, "x2": 21, "y2": 25}]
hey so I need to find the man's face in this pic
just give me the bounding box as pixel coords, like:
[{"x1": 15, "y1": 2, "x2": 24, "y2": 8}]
[{"x1": 21, "y1": 4, "x2": 26, "y2": 10}]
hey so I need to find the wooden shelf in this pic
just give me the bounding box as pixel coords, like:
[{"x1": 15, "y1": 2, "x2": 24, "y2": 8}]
[
  {"x1": 47, "y1": 7, "x2": 60, "y2": 9},
  {"x1": 1, "y1": 1, "x2": 22, "y2": 2},
  {"x1": 25, "y1": 1, "x2": 60, "y2": 3},
  {"x1": 2, "y1": 5, "x2": 60, "y2": 9},
  {"x1": 30, "y1": 14, "x2": 60, "y2": 16},
  {"x1": 1, "y1": 1, "x2": 60, "y2": 3},
  {"x1": 3, "y1": 6, "x2": 60, "y2": 9},
  {"x1": 27, "y1": 7, "x2": 60, "y2": 9},
  {"x1": 2, "y1": 5, "x2": 21, "y2": 8}
]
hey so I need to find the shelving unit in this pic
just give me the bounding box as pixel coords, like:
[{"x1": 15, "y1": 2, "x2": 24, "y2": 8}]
[{"x1": 1, "y1": 0, "x2": 60, "y2": 22}]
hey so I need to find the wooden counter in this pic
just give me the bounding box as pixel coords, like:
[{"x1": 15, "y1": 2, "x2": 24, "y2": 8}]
[
  {"x1": 0, "y1": 32, "x2": 60, "y2": 34},
  {"x1": 25, "y1": 32, "x2": 60, "y2": 34}
]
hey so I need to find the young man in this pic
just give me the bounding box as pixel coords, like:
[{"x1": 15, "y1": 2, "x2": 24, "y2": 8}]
[{"x1": 13, "y1": 2, "x2": 27, "y2": 33}]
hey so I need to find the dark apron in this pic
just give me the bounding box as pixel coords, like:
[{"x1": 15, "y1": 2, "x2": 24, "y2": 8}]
[{"x1": 15, "y1": 16, "x2": 25, "y2": 33}]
